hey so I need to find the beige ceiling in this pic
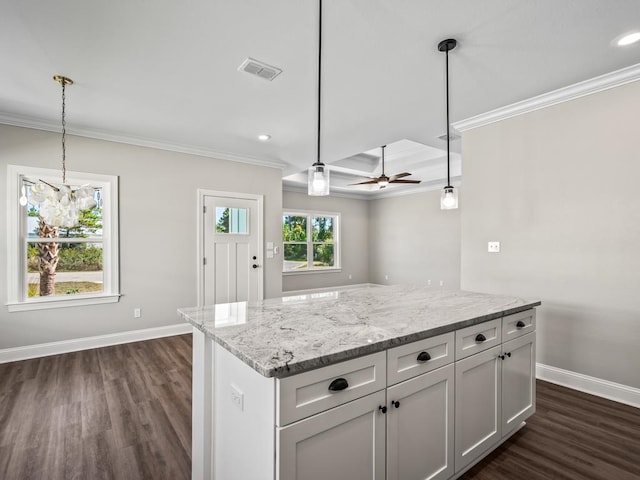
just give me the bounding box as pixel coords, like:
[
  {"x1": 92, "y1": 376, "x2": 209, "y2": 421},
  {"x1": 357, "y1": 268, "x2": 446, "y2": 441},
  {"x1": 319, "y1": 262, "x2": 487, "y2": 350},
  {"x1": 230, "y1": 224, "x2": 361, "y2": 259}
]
[{"x1": 2, "y1": 0, "x2": 639, "y2": 195}]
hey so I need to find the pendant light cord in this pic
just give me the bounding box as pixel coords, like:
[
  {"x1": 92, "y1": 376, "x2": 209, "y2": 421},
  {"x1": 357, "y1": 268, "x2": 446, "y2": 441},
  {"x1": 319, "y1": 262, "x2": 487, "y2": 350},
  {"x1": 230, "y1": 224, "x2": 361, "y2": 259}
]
[
  {"x1": 445, "y1": 47, "x2": 451, "y2": 188},
  {"x1": 316, "y1": 0, "x2": 323, "y2": 166},
  {"x1": 61, "y1": 80, "x2": 67, "y2": 184}
]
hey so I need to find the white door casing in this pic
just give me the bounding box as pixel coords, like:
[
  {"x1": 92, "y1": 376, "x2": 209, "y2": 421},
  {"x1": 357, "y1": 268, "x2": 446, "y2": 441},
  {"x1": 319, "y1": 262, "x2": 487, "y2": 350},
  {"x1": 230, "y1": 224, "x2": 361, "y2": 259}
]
[{"x1": 197, "y1": 190, "x2": 263, "y2": 306}]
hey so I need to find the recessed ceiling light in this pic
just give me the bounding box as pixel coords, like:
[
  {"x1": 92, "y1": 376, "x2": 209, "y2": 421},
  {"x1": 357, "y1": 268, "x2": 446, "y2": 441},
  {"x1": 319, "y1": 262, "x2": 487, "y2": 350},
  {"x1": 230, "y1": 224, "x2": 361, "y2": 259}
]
[
  {"x1": 617, "y1": 31, "x2": 640, "y2": 46},
  {"x1": 258, "y1": 134, "x2": 271, "y2": 141}
]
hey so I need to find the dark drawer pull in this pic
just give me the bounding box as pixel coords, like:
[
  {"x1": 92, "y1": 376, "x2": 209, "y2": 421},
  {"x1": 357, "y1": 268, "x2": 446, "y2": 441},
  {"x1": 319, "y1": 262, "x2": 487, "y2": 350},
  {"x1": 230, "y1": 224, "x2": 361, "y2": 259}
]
[
  {"x1": 392, "y1": 400, "x2": 400, "y2": 409},
  {"x1": 328, "y1": 378, "x2": 349, "y2": 392},
  {"x1": 417, "y1": 351, "x2": 431, "y2": 362},
  {"x1": 516, "y1": 320, "x2": 526, "y2": 329},
  {"x1": 475, "y1": 333, "x2": 486, "y2": 343},
  {"x1": 379, "y1": 405, "x2": 387, "y2": 414}
]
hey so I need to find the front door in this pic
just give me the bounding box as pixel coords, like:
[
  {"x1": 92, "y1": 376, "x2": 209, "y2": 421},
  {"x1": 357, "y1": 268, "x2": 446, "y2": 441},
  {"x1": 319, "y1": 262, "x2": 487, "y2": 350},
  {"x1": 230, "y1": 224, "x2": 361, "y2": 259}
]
[{"x1": 203, "y1": 193, "x2": 263, "y2": 304}]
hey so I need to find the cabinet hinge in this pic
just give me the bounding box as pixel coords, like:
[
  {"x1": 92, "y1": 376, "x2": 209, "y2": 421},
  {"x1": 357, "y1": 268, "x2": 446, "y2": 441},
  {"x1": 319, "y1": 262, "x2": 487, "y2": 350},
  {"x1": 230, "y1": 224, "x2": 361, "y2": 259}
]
[
  {"x1": 203, "y1": 257, "x2": 207, "y2": 266},
  {"x1": 203, "y1": 205, "x2": 207, "y2": 214}
]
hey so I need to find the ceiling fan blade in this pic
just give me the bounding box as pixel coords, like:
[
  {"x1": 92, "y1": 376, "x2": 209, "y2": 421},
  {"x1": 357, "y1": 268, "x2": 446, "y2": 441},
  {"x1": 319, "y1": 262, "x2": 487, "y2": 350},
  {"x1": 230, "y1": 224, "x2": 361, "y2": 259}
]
[
  {"x1": 349, "y1": 179, "x2": 380, "y2": 185},
  {"x1": 390, "y1": 179, "x2": 421, "y2": 184},
  {"x1": 388, "y1": 172, "x2": 412, "y2": 181}
]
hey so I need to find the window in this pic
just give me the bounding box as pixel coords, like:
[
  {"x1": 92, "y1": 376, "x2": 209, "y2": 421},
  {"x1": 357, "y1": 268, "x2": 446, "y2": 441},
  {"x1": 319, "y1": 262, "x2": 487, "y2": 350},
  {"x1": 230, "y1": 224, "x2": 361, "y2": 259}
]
[
  {"x1": 283, "y1": 211, "x2": 339, "y2": 273},
  {"x1": 6, "y1": 165, "x2": 120, "y2": 311}
]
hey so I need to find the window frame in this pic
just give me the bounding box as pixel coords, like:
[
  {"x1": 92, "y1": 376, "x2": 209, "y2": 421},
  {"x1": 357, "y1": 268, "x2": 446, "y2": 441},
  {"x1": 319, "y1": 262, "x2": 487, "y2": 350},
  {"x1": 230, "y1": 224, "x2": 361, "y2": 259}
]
[
  {"x1": 282, "y1": 210, "x2": 340, "y2": 274},
  {"x1": 6, "y1": 165, "x2": 120, "y2": 312}
]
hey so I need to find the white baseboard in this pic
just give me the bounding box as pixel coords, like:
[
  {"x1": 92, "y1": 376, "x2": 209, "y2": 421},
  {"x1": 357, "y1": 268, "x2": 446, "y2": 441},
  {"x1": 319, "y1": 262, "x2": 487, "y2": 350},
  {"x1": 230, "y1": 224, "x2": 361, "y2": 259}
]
[
  {"x1": 0, "y1": 323, "x2": 193, "y2": 364},
  {"x1": 536, "y1": 363, "x2": 640, "y2": 409}
]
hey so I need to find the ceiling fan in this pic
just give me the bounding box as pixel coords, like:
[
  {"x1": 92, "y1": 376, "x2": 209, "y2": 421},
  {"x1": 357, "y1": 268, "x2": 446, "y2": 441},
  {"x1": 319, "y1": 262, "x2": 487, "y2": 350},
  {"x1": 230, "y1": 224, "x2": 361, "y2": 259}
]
[{"x1": 350, "y1": 145, "x2": 421, "y2": 189}]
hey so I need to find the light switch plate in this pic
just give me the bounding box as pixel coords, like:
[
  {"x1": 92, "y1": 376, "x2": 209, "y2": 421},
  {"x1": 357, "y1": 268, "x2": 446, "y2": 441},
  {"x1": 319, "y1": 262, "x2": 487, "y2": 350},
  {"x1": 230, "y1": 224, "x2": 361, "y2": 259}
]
[{"x1": 488, "y1": 241, "x2": 501, "y2": 253}]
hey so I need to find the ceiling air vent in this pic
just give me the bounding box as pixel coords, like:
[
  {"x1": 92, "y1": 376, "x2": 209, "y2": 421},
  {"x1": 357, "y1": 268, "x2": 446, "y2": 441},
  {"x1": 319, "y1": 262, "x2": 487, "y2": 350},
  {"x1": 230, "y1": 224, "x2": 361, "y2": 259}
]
[{"x1": 238, "y1": 57, "x2": 283, "y2": 81}]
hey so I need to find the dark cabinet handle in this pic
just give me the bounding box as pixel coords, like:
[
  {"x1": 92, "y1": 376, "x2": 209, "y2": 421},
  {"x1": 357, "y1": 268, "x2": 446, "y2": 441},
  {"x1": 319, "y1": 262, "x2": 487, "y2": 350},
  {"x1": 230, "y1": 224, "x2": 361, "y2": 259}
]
[
  {"x1": 475, "y1": 333, "x2": 486, "y2": 343},
  {"x1": 379, "y1": 405, "x2": 387, "y2": 414},
  {"x1": 499, "y1": 354, "x2": 505, "y2": 360},
  {"x1": 516, "y1": 320, "x2": 526, "y2": 329},
  {"x1": 506, "y1": 352, "x2": 511, "y2": 358},
  {"x1": 252, "y1": 264, "x2": 258, "y2": 269},
  {"x1": 328, "y1": 378, "x2": 349, "y2": 392},
  {"x1": 499, "y1": 352, "x2": 512, "y2": 360},
  {"x1": 417, "y1": 351, "x2": 431, "y2": 362},
  {"x1": 252, "y1": 255, "x2": 257, "y2": 260},
  {"x1": 392, "y1": 400, "x2": 400, "y2": 409}
]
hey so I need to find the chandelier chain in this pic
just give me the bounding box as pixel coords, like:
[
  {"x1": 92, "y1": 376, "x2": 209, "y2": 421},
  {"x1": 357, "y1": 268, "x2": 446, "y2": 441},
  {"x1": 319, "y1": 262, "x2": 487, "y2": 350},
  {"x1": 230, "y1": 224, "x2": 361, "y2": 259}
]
[{"x1": 61, "y1": 80, "x2": 67, "y2": 184}]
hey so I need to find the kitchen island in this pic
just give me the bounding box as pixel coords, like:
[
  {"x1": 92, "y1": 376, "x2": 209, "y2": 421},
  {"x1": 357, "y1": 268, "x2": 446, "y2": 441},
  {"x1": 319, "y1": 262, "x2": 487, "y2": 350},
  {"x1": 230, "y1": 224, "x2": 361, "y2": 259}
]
[{"x1": 179, "y1": 285, "x2": 540, "y2": 480}]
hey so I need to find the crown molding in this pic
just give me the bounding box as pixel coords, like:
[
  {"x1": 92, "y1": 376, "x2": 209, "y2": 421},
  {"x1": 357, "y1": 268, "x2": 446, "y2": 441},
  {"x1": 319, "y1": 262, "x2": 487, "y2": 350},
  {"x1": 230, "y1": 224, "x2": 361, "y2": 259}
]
[
  {"x1": 0, "y1": 113, "x2": 286, "y2": 170},
  {"x1": 453, "y1": 62, "x2": 640, "y2": 132}
]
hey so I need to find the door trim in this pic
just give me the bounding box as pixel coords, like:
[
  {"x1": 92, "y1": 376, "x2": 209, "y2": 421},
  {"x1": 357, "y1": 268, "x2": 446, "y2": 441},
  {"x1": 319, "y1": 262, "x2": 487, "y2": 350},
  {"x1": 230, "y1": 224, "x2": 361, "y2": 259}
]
[{"x1": 197, "y1": 189, "x2": 264, "y2": 306}]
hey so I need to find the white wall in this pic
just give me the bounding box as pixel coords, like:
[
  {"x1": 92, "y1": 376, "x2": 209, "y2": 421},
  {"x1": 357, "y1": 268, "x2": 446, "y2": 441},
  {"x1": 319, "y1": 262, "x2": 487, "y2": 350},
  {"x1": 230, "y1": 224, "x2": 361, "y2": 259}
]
[
  {"x1": 282, "y1": 190, "x2": 369, "y2": 292},
  {"x1": 0, "y1": 124, "x2": 283, "y2": 349},
  {"x1": 369, "y1": 190, "x2": 461, "y2": 288},
  {"x1": 460, "y1": 81, "x2": 640, "y2": 389}
]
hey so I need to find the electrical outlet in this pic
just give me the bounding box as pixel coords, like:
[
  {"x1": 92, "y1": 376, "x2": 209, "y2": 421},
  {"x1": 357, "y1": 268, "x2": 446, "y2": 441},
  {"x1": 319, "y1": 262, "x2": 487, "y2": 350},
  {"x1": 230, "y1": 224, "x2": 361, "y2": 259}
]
[
  {"x1": 230, "y1": 384, "x2": 244, "y2": 411},
  {"x1": 134, "y1": 308, "x2": 141, "y2": 318},
  {"x1": 488, "y1": 241, "x2": 501, "y2": 253}
]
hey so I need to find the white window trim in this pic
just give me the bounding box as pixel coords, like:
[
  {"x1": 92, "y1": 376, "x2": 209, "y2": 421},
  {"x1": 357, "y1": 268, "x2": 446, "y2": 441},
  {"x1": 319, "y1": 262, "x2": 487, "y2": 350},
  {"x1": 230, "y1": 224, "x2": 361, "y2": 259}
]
[
  {"x1": 6, "y1": 165, "x2": 120, "y2": 312},
  {"x1": 282, "y1": 209, "x2": 341, "y2": 275}
]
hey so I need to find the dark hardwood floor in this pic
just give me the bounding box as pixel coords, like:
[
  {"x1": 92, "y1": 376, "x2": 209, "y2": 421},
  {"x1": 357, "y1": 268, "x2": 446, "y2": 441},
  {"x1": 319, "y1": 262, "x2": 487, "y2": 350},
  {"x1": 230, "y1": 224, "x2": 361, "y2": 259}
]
[
  {"x1": 1, "y1": 334, "x2": 639, "y2": 480},
  {"x1": 461, "y1": 380, "x2": 640, "y2": 480},
  {"x1": 0, "y1": 334, "x2": 192, "y2": 480}
]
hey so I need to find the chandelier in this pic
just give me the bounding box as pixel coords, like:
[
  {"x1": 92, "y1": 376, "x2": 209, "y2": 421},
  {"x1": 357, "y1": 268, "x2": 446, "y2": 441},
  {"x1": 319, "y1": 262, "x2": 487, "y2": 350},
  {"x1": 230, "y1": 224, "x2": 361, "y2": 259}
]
[{"x1": 21, "y1": 75, "x2": 96, "y2": 227}]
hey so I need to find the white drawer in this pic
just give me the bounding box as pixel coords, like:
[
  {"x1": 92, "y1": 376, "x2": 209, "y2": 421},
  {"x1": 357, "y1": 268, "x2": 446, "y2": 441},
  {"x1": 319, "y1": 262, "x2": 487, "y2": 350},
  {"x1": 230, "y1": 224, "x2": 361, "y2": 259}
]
[
  {"x1": 276, "y1": 351, "x2": 386, "y2": 426},
  {"x1": 387, "y1": 332, "x2": 455, "y2": 385},
  {"x1": 455, "y1": 318, "x2": 502, "y2": 360},
  {"x1": 502, "y1": 309, "x2": 536, "y2": 342}
]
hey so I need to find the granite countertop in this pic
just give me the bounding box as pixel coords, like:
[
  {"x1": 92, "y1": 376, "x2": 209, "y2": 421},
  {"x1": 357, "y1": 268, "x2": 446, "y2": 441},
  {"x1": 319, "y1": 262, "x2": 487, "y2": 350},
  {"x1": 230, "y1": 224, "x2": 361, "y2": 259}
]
[{"x1": 178, "y1": 285, "x2": 540, "y2": 379}]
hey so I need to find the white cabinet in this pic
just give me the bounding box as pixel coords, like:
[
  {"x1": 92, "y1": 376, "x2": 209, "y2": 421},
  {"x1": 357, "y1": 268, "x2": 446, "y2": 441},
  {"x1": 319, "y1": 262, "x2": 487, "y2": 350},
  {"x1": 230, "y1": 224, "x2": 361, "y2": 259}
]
[
  {"x1": 277, "y1": 390, "x2": 386, "y2": 480},
  {"x1": 386, "y1": 364, "x2": 454, "y2": 480},
  {"x1": 501, "y1": 332, "x2": 536, "y2": 437},
  {"x1": 454, "y1": 313, "x2": 537, "y2": 474},
  {"x1": 454, "y1": 345, "x2": 502, "y2": 473},
  {"x1": 194, "y1": 309, "x2": 537, "y2": 480}
]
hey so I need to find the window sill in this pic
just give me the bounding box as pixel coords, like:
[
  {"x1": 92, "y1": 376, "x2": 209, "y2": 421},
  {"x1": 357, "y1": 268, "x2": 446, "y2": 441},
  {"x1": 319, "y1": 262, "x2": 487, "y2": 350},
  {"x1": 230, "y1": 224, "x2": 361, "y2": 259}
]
[
  {"x1": 283, "y1": 268, "x2": 342, "y2": 276},
  {"x1": 7, "y1": 294, "x2": 121, "y2": 312}
]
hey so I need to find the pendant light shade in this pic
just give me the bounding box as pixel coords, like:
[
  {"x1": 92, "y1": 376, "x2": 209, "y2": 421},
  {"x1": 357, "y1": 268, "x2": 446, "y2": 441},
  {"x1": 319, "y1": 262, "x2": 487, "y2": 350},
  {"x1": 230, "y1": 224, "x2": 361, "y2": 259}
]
[
  {"x1": 438, "y1": 38, "x2": 458, "y2": 210},
  {"x1": 308, "y1": 0, "x2": 330, "y2": 196}
]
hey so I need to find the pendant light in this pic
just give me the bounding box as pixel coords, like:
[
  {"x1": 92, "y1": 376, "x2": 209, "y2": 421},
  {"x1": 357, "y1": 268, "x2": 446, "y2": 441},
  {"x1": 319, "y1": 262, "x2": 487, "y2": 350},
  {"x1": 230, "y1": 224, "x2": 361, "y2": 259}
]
[
  {"x1": 438, "y1": 38, "x2": 458, "y2": 210},
  {"x1": 308, "y1": 0, "x2": 330, "y2": 196},
  {"x1": 25, "y1": 75, "x2": 96, "y2": 227}
]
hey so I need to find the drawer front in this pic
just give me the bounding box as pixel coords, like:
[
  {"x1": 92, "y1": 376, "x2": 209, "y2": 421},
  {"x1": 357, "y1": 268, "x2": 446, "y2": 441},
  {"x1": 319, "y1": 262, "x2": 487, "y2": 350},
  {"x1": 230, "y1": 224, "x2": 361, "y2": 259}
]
[
  {"x1": 455, "y1": 318, "x2": 502, "y2": 360},
  {"x1": 502, "y1": 309, "x2": 536, "y2": 342},
  {"x1": 387, "y1": 332, "x2": 455, "y2": 385},
  {"x1": 276, "y1": 351, "x2": 386, "y2": 426}
]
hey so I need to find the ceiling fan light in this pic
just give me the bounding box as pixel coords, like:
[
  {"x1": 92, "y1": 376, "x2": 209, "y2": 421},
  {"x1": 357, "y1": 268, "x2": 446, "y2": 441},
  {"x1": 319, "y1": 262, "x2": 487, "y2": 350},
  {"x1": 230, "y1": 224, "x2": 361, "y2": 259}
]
[
  {"x1": 440, "y1": 186, "x2": 458, "y2": 210},
  {"x1": 308, "y1": 162, "x2": 330, "y2": 196}
]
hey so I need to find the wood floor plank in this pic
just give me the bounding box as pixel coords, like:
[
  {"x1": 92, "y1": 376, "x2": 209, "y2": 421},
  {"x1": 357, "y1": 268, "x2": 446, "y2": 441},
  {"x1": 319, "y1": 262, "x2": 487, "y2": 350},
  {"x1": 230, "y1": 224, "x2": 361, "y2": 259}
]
[{"x1": 2, "y1": 333, "x2": 638, "y2": 480}]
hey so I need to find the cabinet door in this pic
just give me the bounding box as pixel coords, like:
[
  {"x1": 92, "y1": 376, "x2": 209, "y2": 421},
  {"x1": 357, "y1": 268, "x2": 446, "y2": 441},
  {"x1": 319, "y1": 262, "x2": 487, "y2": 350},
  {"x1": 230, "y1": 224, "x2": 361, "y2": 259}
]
[
  {"x1": 501, "y1": 332, "x2": 536, "y2": 437},
  {"x1": 454, "y1": 345, "x2": 502, "y2": 473},
  {"x1": 277, "y1": 390, "x2": 385, "y2": 480},
  {"x1": 386, "y1": 364, "x2": 454, "y2": 480}
]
